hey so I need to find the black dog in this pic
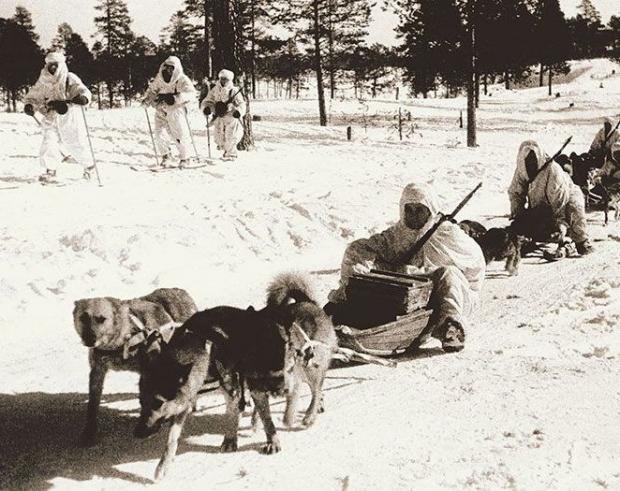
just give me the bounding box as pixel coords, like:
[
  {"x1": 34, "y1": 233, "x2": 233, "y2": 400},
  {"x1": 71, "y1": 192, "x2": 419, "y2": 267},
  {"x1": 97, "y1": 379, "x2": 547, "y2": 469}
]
[
  {"x1": 460, "y1": 220, "x2": 529, "y2": 275},
  {"x1": 138, "y1": 273, "x2": 337, "y2": 482}
]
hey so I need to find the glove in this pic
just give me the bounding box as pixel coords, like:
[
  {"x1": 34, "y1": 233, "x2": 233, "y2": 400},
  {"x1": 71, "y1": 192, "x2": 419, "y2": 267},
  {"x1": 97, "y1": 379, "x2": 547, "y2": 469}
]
[
  {"x1": 232, "y1": 110, "x2": 241, "y2": 119},
  {"x1": 24, "y1": 104, "x2": 34, "y2": 116},
  {"x1": 71, "y1": 95, "x2": 89, "y2": 105},
  {"x1": 157, "y1": 93, "x2": 176, "y2": 105},
  {"x1": 47, "y1": 100, "x2": 69, "y2": 115},
  {"x1": 203, "y1": 106, "x2": 212, "y2": 116}
]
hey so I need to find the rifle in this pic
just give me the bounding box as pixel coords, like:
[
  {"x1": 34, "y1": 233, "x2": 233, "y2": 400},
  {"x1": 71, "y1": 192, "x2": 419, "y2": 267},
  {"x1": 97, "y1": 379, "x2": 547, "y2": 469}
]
[
  {"x1": 400, "y1": 182, "x2": 483, "y2": 265},
  {"x1": 212, "y1": 87, "x2": 244, "y2": 119},
  {"x1": 529, "y1": 136, "x2": 573, "y2": 182}
]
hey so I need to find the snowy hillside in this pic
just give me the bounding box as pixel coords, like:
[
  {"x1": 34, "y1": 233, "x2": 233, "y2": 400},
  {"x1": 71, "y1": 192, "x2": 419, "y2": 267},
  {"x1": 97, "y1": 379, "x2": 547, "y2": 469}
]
[{"x1": 1, "y1": 58, "x2": 620, "y2": 490}]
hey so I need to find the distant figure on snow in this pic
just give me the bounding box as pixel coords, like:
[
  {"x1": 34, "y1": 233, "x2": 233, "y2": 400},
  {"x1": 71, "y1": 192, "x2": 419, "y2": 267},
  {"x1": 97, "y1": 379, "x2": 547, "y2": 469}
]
[
  {"x1": 23, "y1": 52, "x2": 92, "y2": 183},
  {"x1": 200, "y1": 69, "x2": 246, "y2": 161},
  {"x1": 508, "y1": 140, "x2": 593, "y2": 255},
  {"x1": 589, "y1": 117, "x2": 619, "y2": 168},
  {"x1": 143, "y1": 56, "x2": 196, "y2": 168},
  {"x1": 326, "y1": 183, "x2": 486, "y2": 353}
]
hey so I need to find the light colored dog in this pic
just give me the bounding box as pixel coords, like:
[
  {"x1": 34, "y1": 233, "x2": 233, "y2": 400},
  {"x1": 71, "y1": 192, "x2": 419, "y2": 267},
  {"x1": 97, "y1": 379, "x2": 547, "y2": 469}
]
[{"x1": 72, "y1": 288, "x2": 197, "y2": 446}]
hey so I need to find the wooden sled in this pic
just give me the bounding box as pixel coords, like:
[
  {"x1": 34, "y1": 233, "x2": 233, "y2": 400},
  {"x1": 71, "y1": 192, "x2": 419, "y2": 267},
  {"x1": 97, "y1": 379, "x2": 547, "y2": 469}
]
[{"x1": 334, "y1": 270, "x2": 433, "y2": 356}]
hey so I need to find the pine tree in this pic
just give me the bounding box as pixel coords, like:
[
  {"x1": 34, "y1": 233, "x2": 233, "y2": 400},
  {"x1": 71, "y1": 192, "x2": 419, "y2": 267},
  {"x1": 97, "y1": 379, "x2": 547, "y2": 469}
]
[
  {"x1": 65, "y1": 33, "x2": 95, "y2": 85},
  {"x1": 184, "y1": 0, "x2": 213, "y2": 81},
  {"x1": 577, "y1": 0, "x2": 601, "y2": 24},
  {"x1": 50, "y1": 22, "x2": 74, "y2": 52},
  {"x1": 324, "y1": 0, "x2": 371, "y2": 99},
  {"x1": 395, "y1": 0, "x2": 435, "y2": 97},
  {"x1": 610, "y1": 16, "x2": 620, "y2": 63},
  {"x1": 395, "y1": 0, "x2": 466, "y2": 98},
  {"x1": 567, "y1": 0, "x2": 605, "y2": 59},
  {"x1": 348, "y1": 44, "x2": 397, "y2": 98},
  {"x1": 12, "y1": 6, "x2": 39, "y2": 42},
  {"x1": 127, "y1": 36, "x2": 158, "y2": 99},
  {"x1": 160, "y1": 9, "x2": 201, "y2": 78},
  {"x1": 534, "y1": 0, "x2": 570, "y2": 96},
  {"x1": 93, "y1": 0, "x2": 135, "y2": 106},
  {"x1": 495, "y1": 0, "x2": 537, "y2": 89},
  {"x1": 0, "y1": 18, "x2": 43, "y2": 111}
]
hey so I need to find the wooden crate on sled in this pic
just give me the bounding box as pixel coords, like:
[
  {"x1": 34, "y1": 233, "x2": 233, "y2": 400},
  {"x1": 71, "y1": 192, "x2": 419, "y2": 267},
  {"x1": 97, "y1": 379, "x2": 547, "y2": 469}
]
[{"x1": 335, "y1": 270, "x2": 433, "y2": 356}]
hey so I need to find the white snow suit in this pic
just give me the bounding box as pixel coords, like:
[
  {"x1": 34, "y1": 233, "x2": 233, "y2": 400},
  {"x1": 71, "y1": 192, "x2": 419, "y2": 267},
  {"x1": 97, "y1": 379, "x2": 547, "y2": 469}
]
[
  {"x1": 589, "y1": 116, "x2": 619, "y2": 160},
  {"x1": 24, "y1": 54, "x2": 92, "y2": 171},
  {"x1": 143, "y1": 56, "x2": 196, "y2": 161},
  {"x1": 508, "y1": 140, "x2": 589, "y2": 243},
  {"x1": 600, "y1": 141, "x2": 620, "y2": 180},
  {"x1": 200, "y1": 72, "x2": 246, "y2": 158},
  {"x1": 328, "y1": 183, "x2": 486, "y2": 337}
]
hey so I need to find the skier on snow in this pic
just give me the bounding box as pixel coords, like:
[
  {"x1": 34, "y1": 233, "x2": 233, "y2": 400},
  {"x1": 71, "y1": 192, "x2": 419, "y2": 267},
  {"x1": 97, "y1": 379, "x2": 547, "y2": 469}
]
[
  {"x1": 200, "y1": 69, "x2": 246, "y2": 161},
  {"x1": 143, "y1": 56, "x2": 196, "y2": 168},
  {"x1": 508, "y1": 140, "x2": 593, "y2": 255},
  {"x1": 326, "y1": 183, "x2": 486, "y2": 353},
  {"x1": 23, "y1": 52, "x2": 92, "y2": 183}
]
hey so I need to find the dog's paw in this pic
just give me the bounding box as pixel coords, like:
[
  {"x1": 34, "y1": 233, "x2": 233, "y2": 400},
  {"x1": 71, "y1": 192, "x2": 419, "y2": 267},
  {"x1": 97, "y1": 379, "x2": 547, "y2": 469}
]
[
  {"x1": 261, "y1": 436, "x2": 281, "y2": 455},
  {"x1": 154, "y1": 459, "x2": 169, "y2": 482},
  {"x1": 302, "y1": 413, "x2": 317, "y2": 427},
  {"x1": 282, "y1": 413, "x2": 296, "y2": 428},
  {"x1": 220, "y1": 436, "x2": 238, "y2": 452}
]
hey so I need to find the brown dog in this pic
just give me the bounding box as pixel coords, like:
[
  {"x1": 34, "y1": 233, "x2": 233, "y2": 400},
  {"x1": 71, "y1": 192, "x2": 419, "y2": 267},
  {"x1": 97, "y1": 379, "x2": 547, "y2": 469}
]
[
  {"x1": 139, "y1": 273, "x2": 337, "y2": 481},
  {"x1": 460, "y1": 220, "x2": 529, "y2": 275},
  {"x1": 72, "y1": 288, "x2": 197, "y2": 446},
  {"x1": 264, "y1": 273, "x2": 337, "y2": 428}
]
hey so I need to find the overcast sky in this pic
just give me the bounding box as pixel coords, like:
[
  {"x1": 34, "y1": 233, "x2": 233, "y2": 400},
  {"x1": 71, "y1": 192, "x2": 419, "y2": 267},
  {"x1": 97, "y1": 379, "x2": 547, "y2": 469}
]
[{"x1": 0, "y1": 0, "x2": 617, "y2": 49}]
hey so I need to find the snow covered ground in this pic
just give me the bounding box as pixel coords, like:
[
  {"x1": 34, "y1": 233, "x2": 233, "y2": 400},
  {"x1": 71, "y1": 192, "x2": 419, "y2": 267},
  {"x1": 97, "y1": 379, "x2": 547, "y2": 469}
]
[{"x1": 1, "y1": 58, "x2": 620, "y2": 490}]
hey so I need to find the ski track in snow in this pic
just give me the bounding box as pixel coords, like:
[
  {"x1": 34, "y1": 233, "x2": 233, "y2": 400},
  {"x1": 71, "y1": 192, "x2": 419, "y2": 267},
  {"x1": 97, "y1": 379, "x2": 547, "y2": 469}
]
[{"x1": 1, "y1": 58, "x2": 620, "y2": 490}]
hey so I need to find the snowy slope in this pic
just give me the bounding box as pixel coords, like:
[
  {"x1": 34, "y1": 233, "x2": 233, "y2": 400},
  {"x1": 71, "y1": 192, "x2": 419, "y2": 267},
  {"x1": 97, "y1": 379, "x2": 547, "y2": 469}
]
[{"x1": 1, "y1": 58, "x2": 620, "y2": 490}]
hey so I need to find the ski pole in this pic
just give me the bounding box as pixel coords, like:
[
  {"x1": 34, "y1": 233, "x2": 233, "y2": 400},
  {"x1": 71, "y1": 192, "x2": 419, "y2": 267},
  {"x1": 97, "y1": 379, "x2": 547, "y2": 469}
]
[
  {"x1": 183, "y1": 107, "x2": 200, "y2": 161},
  {"x1": 205, "y1": 116, "x2": 212, "y2": 159},
  {"x1": 144, "y1": 107, "x2": 160, "y2": 167},
  {"x1": 80, "y1": 106, "x2": 103, "y2": 187},
  {"x1": 30, "y1": 114, "x2": 70, "y2": 159}
]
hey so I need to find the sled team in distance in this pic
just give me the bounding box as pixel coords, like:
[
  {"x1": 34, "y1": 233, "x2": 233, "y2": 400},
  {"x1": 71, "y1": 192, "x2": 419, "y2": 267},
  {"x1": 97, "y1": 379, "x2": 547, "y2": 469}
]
[{"x1": 22, "y1": 52, "x2": 247, "y2": 185}]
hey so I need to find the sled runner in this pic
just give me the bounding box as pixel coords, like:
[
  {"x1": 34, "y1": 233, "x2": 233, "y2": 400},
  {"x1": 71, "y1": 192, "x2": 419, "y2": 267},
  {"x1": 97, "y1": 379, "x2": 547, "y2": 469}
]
[{"x1": 334, "y1": 270, "x2": 433, "y2": 356}]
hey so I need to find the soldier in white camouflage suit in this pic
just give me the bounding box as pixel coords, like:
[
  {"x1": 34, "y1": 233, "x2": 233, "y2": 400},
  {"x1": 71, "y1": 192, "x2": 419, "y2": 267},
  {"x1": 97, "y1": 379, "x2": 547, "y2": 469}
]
[{"x1": 200, "y1": 69, "x2": 246, "y2": 161}]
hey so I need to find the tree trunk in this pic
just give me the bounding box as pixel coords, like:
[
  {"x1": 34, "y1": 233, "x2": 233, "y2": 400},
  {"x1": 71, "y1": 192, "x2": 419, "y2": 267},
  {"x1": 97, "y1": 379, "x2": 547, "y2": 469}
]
[
  {"x1": 107, "y1": 81, "x2": 113, "y2": 108},
  {"x1": 312, "y1": 0, "x2": 327, "y2": 126},
  {"x1": 483, "y1": 73, "x2": 488, "y2": 95},
  {"x1": 474, "y1": 71, "x2": 480, "y2": 108},
  {"x1": 250, "y1": 0, "x2": 256, "y2": 99},
  {"x1": 204, "y1": 0, "x2": 212, "y2": 79},
  {"x1": 327, "y1": 0, "x2": 336, "y2": 99},
  {"x1": 548, "y1": 68, "x2": 553, "y2": 96},
  {"x1": 504, "y1": 71, "x2": 510, "y2": 90},
  {"x1": 467, "y1": 1, "x2": 476, "y2": 148},
  {"x1": 539, "y1": 62, "x2": 544, "y2": 87}
]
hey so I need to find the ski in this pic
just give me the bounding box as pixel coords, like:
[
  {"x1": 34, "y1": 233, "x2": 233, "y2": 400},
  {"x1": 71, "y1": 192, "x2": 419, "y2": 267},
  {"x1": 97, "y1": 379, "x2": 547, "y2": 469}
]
[{"x1": 130, "y1": 162, "x2": 215, "y2": 172}]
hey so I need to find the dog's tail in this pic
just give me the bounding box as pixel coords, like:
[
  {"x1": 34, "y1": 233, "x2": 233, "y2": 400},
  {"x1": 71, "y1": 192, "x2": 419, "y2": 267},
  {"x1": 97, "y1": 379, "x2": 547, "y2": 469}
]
[{"x1": 266, "y1": 272, "x2": 316, "y2": 307}]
